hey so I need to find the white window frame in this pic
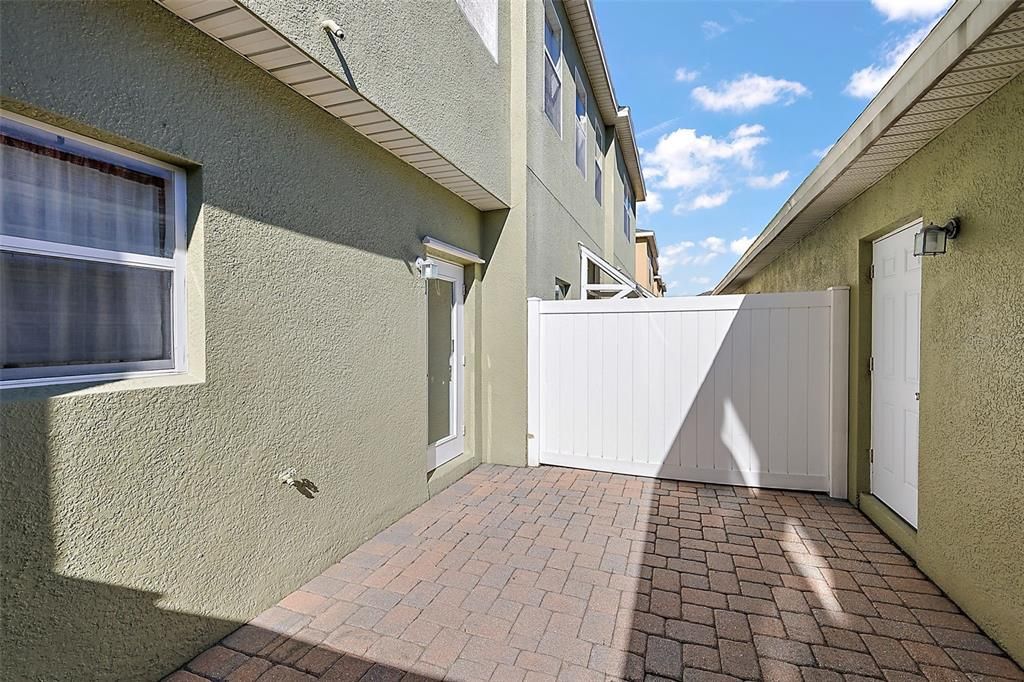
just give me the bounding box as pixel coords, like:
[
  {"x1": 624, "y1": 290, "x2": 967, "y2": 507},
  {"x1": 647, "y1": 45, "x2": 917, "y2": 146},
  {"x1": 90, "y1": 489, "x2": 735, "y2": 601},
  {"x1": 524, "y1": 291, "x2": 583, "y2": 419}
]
[
  {"x1": 574, "y1": 69, "x2": 587, "y2": 177},
  {"x1": 542, "y1": 2, "x2": 563, "y2": 138},
  {"x1": 0, "y1": 110, "x2": 188, "y2": 389},
  {"x1": 594, "y1": 156, "x2": 603, "y2": 205}
]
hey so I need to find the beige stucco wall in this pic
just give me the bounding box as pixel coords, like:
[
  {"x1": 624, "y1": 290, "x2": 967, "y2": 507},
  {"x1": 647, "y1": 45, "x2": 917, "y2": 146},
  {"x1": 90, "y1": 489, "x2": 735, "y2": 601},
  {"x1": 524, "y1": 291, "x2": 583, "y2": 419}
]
[
  {"x1": 734, "y1": 73, "x2": 1024, "y2": 662},
  {"x1": 0, "y1": 1, "x2": 500, "y2": 678},
  {"x1": 634, "y1": 237, "x2": 656, "y2": 295}
]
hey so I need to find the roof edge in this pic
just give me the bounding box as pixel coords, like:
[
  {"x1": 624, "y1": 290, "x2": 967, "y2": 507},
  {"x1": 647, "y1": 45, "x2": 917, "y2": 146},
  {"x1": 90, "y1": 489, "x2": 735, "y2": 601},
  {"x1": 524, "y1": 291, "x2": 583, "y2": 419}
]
[
  {"x1": 564, "y1": 0, "x2": 647, "y2": 200},
  {"x1": 713, "y1": 0, "x2": 1015, "y2": 294}
]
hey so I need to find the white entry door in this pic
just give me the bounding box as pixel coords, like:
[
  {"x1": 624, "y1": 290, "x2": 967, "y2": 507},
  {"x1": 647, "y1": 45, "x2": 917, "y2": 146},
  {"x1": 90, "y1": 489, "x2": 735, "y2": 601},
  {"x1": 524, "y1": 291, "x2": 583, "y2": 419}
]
[
  {"x1": 426, "y1": 259, "x2": 464, "y2": 471},
  {"x1": 871, "y1": 222, "x2": 922, "y2": 527}
]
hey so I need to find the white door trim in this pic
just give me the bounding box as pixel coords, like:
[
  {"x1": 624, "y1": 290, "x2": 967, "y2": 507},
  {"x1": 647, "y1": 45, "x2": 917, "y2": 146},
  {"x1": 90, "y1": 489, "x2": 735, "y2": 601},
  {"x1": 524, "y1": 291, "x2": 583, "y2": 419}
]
[
  {"x1": 426, "y1": 258, "x2": 464, "y2": 471},
  {"x1": 870, "y1": 219, "x2": 922, "y2": 527}
]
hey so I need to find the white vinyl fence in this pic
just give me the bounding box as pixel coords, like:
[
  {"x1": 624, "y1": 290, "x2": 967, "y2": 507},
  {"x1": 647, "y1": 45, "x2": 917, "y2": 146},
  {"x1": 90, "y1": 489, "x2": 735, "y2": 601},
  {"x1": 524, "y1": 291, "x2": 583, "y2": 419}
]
[{"x1": 527, "y1": 289, "x2": 849, "y2": 497}]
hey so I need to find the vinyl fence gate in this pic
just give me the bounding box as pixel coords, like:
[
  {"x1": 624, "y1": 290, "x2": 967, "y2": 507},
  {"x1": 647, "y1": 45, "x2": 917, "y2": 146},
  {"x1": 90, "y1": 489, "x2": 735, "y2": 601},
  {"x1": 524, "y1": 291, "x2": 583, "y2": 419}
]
[{"x1": 527, "y1": 289, "x2": 849, "y2": 497}]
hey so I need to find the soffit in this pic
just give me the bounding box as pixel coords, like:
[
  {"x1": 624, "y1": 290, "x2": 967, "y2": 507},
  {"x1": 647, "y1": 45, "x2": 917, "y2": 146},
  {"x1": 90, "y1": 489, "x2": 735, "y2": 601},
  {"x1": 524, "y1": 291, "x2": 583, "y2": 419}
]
[{"x1": 155, "y1": 0, "x2": 507, "y2": 211}]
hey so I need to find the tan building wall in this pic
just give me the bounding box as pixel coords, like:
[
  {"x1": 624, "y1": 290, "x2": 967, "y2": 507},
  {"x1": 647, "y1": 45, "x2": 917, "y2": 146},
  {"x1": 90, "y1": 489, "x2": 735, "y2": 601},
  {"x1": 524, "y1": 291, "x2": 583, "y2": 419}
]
[
  {"x1": 733, "y1": 74, "x2": 1024, "y2": 662},
  {"x1": 634, "y1": 232, "x2": 665, "y2": 297}
]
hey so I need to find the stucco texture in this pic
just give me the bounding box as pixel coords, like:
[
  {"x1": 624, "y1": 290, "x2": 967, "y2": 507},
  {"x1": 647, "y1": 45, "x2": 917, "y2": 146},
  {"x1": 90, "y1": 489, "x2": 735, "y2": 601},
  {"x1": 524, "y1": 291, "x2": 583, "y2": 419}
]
[
  {"x1": 736, "y1": 73, "x2": 1024, "y2": 662},
  {"x1": 522, "y1": 0, "x2": 635, "y2": 299},
  {"x1": 0, "y1": 1, "x2": 493, "y2": 679},
  {"x1": 239, "y1": 0, "x2": 511, "y2": 204}
]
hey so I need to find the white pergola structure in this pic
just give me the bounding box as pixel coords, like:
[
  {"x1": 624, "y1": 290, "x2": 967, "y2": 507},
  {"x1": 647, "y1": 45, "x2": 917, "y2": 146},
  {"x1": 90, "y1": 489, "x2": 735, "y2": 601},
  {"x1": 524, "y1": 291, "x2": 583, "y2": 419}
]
[{"x1": 578, "y1": 243, "x2": 653, "y2": 300}]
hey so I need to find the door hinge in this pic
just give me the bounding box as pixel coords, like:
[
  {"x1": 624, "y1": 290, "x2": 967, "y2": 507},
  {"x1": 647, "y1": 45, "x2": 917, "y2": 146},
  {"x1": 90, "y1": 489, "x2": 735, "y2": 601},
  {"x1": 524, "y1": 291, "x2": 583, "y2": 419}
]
[
  {"x1": 869, "y1": 264, "x2": 875, "y2": 280},
  {"x1": 868, "y1": 356, "x2": 874, "y2": 374},
  {"x1": 869, "y1": 448, "x2": 874, "y2": 464}
]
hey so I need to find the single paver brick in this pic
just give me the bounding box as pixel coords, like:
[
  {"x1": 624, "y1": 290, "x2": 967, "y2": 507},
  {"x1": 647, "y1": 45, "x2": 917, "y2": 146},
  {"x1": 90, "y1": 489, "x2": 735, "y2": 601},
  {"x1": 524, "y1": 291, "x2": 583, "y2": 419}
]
[
  {"x1": 861, "y1": 633, "x2": 916, "y2": 672},
  {"x1": 252, "y1": 665, "x2": 315, "y2": 682},
  {"x1": 714, "y1": 609, "x2": 751, "y2": 642},
  {"x1": 186, "y1": 645, "x2": 249, "y2": 679},
  {"x1": 666, "y1": 619, "x2": 717, "y2": 647},
  {"x1": 517, "y1": 650, "x2": 562, "y2": 675},
  {"x1": 645, "y1": 636, "x2": 683, "y2": 679},
  {"x1": 780, "y1": 611, "x2": 823, "y2": 644},
  {"x1": 946, "y1": 649, "x2": 1024, "y2": 679},
  {"x1": 812, "y1": 645, "x2": 882, "y2": 676},
  {"x1": 719, "y1": 638, "x2": 760, "y2": 679},
  {"x1": 682, "y1": 643, "x2": 721, "y2": 672},
  {"x1": 753, "y1": 635, "x2": 815, "y2": 665},
  {"x1": 758, "y1": 658, "x2": 802, "y2": 682},
  {"x1": 650, "y1": 589, "x2": 682, "y2": 619}
]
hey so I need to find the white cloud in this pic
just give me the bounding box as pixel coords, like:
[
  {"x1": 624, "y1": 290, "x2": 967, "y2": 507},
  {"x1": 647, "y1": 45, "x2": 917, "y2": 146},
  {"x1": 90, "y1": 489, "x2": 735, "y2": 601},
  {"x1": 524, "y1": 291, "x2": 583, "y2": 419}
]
[
  {"x1": 730, "y1": 236, "x2": 755, "y2": 255},
  {"x1": 681, "y1": 191, "x2": 732, "y2": 211},
  {"x1": 871, "y1": 0, "x2": 951, "y2": 21},
  {"x1": 659, "y1": 236, "x2": 733, "y2": 275},
  {"x1": 638, "y1": 118, "x2": 681, "y2": 140},
  {"x1": 845, "y1": 23, "x2": 934, "y2": 98},
  {"x1": 659, "y1": 240, "x2": 696, "y2": 273},
  {"x1": 642, "y1": 124, "x2": 769, "y2": 191},
  {"x1": 747, "y1": 171, "x2": 789, "y2": 189},
  {"x1": 702, "y1": 20, "x2": 728, "y2": 39},
  {"x1": 690, "y1": 276, "x2": 712, "y2": 285},
  {"x1": 674, "y1": 67, "x2": 700, "y2": 83},
  {"x1": 692, "y1": 74, "x2": 809, "y2": 112},
  {"x1": 701, "y1": 236, "x2": 727, "y2": 254},
  {"x1": 641, "y1": 191, "x2": 664, "y2": 214}
]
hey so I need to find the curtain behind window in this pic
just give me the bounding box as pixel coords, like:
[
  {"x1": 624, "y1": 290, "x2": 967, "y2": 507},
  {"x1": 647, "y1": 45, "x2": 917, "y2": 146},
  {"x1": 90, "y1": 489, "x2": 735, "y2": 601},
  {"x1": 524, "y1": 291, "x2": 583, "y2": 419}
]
[
  {"x1": 1, "y1": 133, "x2": 169, "y2": 257},
  {"x1": 0, "y1": 127, "x2": 175, "y2": 377},
  {"x1": 0, "y1": 251, "x2": 172, "y2": 370}
]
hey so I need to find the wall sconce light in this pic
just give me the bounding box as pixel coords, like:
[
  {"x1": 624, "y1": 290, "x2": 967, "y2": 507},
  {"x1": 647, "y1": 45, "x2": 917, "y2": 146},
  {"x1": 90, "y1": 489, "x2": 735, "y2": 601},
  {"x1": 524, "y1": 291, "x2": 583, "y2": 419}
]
[
  {"x1": 415, "y1": 257, "x2": 439, "y2": 280},
  {"x1": 914, "y1": 218, "x2": 960, "y2": 256}
]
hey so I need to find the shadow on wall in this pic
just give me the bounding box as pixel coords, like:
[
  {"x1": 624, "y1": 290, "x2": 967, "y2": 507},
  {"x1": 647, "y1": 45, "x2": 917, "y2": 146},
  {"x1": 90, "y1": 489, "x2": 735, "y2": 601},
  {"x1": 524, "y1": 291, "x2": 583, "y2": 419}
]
[{"x1": 0, "y1": 400, "x2": 218, "y2": 679}]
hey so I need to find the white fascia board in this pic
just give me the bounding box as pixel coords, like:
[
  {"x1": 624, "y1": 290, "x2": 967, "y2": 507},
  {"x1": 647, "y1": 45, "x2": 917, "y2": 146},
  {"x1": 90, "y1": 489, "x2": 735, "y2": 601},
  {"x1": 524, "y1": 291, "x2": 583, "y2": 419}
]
[
  {"x1": 713, "y1": 0, "x2": 1015, "y2": 294},
  {"x1": 422, "y1": 236, "x2": 485, "y2": 265}
]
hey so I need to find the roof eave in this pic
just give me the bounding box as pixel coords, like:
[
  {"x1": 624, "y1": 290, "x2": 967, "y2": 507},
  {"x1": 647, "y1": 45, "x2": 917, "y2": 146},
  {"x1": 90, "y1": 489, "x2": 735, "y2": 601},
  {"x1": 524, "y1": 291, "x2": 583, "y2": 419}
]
[
  {"x1": 563, "y1": 0, "x2": 647, "y2": 201},
  {"x1": 714, "y1": 0, "x2": 1021, "y2": 294}
]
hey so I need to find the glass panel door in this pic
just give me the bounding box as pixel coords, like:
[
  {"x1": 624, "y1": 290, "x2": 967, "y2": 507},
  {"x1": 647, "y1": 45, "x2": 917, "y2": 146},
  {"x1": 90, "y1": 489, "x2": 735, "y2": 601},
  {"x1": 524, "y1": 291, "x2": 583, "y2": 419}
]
[
  {"x1": 427, "y1": 278, "x2": 454, "y2": 445},
  {"x1": 426, "y1": 259, "x2": 464, "y2": 470}
]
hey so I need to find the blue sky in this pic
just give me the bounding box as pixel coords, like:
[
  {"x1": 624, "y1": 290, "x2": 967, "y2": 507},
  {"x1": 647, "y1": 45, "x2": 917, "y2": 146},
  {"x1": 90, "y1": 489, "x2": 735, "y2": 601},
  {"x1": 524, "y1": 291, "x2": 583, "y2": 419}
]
[{"x1": 593, "y1": 0, "x2": 952, "y2": 294}]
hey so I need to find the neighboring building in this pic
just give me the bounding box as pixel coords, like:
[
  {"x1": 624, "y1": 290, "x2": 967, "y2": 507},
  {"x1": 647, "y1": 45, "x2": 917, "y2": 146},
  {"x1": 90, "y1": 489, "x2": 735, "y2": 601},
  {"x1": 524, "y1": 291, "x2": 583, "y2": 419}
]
[
  {"x1": 715, "y1": 0, "x2": 1024, "y2": 662},
  {"x1": 0, "y1": 0, "x2": 644, "y2": 678},
  {"x1": 634, "y1": 230, "x2": 667, "y2": 296}
]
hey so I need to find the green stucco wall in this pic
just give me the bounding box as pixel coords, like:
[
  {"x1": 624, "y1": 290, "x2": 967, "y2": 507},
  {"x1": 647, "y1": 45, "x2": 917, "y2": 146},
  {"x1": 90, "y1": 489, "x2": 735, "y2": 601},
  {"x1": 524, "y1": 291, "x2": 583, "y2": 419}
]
[
  {"x1": 0, "y1": 1, "x2": 496, "y2": 678},
  {"x1": 238, "y1": 0, "x2": 511, "y2": 204},
  {"x1": 524, "y1": 0, "x2": 636, "y2": 299},
  {"x1": 735, "y1": 73, "x2": 1024, "y2": 663}
]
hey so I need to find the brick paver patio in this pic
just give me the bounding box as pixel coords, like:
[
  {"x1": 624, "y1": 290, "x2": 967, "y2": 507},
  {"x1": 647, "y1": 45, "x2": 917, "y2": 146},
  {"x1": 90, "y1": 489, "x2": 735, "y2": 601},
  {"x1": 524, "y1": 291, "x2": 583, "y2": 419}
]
[{"x1": 169, "y1": 465, "x2": 1022, "y2": 682}]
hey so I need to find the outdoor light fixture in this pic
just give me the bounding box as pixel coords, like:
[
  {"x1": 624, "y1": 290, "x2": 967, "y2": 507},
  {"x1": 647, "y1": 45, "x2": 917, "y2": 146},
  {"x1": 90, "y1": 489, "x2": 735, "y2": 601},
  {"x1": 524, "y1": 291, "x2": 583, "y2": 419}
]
[
  {"x1": 415, "y1": 257, "x2": 439, "y2": 280},
  {"x1": 320, "y1": 19, "x2": 345, "y2": 40},
  {"x1": 914, "y1": 218, "x2": 960, "y2": 256}
]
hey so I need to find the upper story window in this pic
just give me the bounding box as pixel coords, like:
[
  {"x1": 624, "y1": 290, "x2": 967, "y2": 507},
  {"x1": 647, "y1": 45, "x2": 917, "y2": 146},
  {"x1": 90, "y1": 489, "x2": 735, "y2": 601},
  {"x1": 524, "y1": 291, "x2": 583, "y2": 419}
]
[
  {"x1": 0, "y1": 112, "x2": 187, "y2": 388},
  {"x1": 574, "y1": 70, "x2": 587, "y2": 176},
  {"x1": 594, "y1": 123, "x2": 604, "y2": 204},
  {"x1": 623, "y1": 182, "x2": 633, "y2": 240},
  {"x1": 543, "y1": 4, "x2": 562, "y2": 136}
]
